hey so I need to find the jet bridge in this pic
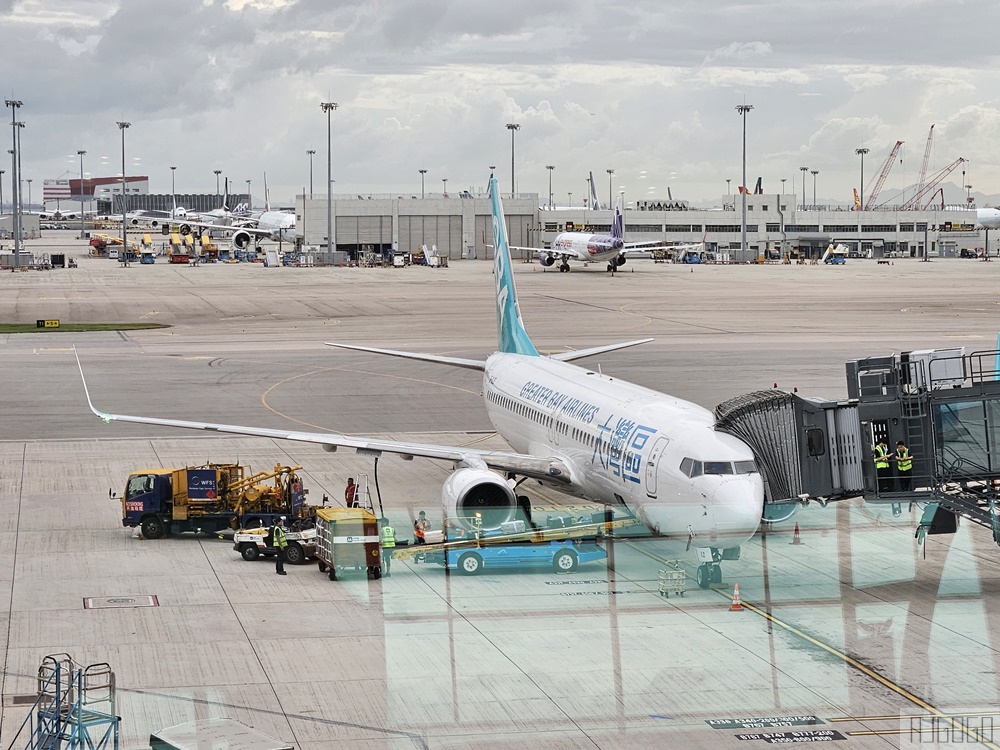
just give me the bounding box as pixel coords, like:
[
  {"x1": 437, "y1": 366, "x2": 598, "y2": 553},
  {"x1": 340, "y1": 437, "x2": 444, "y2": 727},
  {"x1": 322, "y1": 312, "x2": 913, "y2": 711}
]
[{"x1": 715, "y1": 347, "x2": 1000, "y2": 544}]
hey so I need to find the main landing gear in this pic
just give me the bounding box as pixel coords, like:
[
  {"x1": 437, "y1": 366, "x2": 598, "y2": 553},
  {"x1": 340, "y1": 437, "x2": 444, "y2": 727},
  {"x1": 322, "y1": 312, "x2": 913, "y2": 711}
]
[
  {"x1": 696, "y1": 562, "x2": 723, "y2": 589},
  {"x1": 559, "y1": 261, "x2": 570, "y2": 273}
]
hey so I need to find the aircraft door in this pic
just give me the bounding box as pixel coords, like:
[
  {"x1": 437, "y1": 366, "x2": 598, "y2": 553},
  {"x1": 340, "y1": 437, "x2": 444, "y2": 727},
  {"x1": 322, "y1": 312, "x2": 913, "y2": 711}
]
[{"x1": 644, "y1": 437, "x2": 670, "y2": 498}]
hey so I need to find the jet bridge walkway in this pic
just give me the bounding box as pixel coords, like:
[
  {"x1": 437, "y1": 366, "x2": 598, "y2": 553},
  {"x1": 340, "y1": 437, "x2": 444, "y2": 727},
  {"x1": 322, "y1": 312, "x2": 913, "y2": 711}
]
[{"x1": 714, "y1": 347, "x2": 1000, "y2": 544}]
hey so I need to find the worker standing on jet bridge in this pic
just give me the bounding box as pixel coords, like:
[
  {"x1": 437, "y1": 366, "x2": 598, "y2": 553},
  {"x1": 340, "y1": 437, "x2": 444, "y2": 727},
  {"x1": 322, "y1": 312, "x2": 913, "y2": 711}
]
[
  {"x1": 895, "y1": 441, "x2": 913, "y2": 491},
  {"x1": 872, "y1": 439, "x2": 893, "y2": 493}
]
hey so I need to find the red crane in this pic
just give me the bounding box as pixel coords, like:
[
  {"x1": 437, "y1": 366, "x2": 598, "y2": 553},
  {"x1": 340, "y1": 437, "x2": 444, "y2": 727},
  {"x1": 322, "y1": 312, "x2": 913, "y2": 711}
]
[
  {"x1": 864, "y1": 140, "x2": 904, "y2": 210},
  {"x1": 900, "y1": 156, "x2": 966, "y2": 210}
]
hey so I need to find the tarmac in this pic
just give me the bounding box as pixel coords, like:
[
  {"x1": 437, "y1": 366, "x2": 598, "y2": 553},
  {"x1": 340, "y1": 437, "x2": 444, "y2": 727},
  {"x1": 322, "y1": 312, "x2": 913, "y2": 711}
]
[{"x1": 1, "y1": 230, "x2": 1000, "y2": 749}]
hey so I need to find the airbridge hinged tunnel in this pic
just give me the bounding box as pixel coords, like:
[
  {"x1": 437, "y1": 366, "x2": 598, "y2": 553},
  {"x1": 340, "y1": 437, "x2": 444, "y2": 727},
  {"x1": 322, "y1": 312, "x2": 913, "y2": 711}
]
[{"x1": 714, "y1": 347, "x2": 1000, "y2": 542}]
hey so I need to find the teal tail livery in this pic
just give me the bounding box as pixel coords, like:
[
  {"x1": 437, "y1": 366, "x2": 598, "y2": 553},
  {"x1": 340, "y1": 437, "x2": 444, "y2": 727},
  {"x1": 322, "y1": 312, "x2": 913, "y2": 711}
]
[
  {"x1": 489, "y1": 177, "x2": 538, "y2": 357},
  {"x1": 75, "y1": 174, "x2": 765, "y2": 589}
]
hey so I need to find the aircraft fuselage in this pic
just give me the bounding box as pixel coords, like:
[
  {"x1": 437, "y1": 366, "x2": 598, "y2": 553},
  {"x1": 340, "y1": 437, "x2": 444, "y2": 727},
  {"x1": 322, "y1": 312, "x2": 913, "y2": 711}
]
[{"x1": 482, "y1": 353, "x2": 764, "y2": 549}]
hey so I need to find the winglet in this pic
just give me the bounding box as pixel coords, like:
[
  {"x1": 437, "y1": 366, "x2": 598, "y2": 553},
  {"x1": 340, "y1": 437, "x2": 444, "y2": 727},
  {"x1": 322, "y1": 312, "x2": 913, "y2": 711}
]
[
  {"x1": 489, "y1": 177, "x2": 538, "y2": 357},
  {"x1": 73, "y1": 347, "x2": 113, "y2": 423}
]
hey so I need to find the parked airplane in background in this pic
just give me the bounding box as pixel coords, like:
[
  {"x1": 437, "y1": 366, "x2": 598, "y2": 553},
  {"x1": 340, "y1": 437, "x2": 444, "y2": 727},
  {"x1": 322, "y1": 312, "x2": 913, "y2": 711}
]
[
  {"x1": 977, "y1": 207, "x2": 1000, "y2": 229},
  {"x1": 514, "y1": 196, "x2": 664, "y2": 273},
  {"x1": 77, "y1": 176, "x2": 763, "y2": 587},
  {"x1": 127, "y1": 181, "x2": 251, "y2": 230}
]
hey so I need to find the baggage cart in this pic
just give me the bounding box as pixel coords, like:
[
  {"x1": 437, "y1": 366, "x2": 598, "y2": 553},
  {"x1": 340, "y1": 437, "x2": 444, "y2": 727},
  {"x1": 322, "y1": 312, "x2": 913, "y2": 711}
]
[
  {"x1": 314, "y1": 507, "x2": 382, "y2": 580},
  {"x1": 658, "y1": 561, "x2": 686, "y2": 597}
]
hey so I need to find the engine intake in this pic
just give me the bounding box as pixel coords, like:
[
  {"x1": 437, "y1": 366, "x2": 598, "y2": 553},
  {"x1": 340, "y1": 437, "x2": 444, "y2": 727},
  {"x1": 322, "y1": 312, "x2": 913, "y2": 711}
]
[
  {"x1": 442, "y1": 468, "x2": 518, "y2": 531},
  {"x1": 539, "y1": 253, "x2": 555, "y2": 267},
  {"x1": 232, "y1": 230, "x2": 253, "y2": 250}
]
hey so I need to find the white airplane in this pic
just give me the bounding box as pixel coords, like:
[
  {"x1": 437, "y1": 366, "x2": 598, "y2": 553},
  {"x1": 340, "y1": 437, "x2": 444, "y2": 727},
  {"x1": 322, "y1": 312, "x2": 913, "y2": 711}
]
[
  {"x1": 977, "y1": 207, "x2": 1000, "y2": 229},
  {"x1": 128, "y1": 181, "x2": 252, "y2": 230},
  {"x1": 76, "y1": 176, "x2": 763, "y2": 588},
  {"x1": 517, "y1": 196, "x2": 662, "y2": 274}
]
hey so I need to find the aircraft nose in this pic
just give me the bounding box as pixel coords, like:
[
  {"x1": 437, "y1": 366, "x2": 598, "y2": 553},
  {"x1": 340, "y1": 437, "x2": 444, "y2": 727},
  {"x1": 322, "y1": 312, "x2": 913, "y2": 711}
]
[{"x1": 712, "y1": 476, "x2": 764, "y2": 545}]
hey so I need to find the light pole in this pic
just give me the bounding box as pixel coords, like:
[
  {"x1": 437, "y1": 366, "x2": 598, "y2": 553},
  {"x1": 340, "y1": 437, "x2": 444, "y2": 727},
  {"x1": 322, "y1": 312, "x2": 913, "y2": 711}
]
[
  {"x1": 25, "y1": 179, "x2": 31, "y2": 211},
  {"x1": 855, "y1": 148, "x2": 869, "y2": 210},
  {"x1": 506, "y1": 123, "x2": 520, "y2": 195},
  {"x1": 77, "y1": 150, "x2": 86, "y2": 238},
  {"x1": 736, "y1": 103, "x2": 753, "y2": 259},
  {"x1": 726, "y1": 178, "x2": 731, "y2": 196},
  {"x1": 245, "y1": 179, "x2": 251, "y2": 209},
  {"x1": 213, "y1": 169, "x2": 222, "y2": 196},
  {"x1": 810, "y1": 170, "x2": 818, "y2": 208},
  {"x1": 0, "y1": 168, "x2": 4, "y2": 216},
  {"x1": 307, "y1": 150, "x2": 316, "y2": 198},
  {"x1": 780, "y1": 178, "x2": 786, "y2": 195},
  {"x1": 321, "y1": 101, "x2": 339, "y2": 252},
  {"x1": 568, "y1": 192, "x2": 572, "y2": 207},
  {"x1": 418, "y1": 169, "x2": 427, "y2": 199},
  {"x1": 117, "y1": 121, "x2": 130, "y2": 266},
  {"x1": 966, "y1": 183, "x2": 973, "y2": 205},
  {"x1": 799, "y1": 166, "x2": 809, "y2": 209},
  {"x1": 6, "y1": 98, "x2": 22, "y2": 263},
  {"x1": 442, "y1": 178, "x2": 448, "y2": 196},
  {"x1": 170, "y1": 166, "x2": 176, "y2": 215},
  {"x1": 546, "y1": 165, "x2": 554, "y2": 209},
  {"x1": 606, "y1": 168, "x2": 615, "y2": 209}
]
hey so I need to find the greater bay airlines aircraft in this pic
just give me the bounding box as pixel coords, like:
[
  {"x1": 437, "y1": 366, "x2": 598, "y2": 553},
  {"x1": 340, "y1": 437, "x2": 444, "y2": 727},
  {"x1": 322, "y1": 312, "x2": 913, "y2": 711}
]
[
  {"x1": 977, "y1": 207, "x2": 1000, "y2": 229},
  {"x1": 515, "y1": 196, "x2": 660, "y2": 274},
  {"x1": 77, "y1": 176, "x2": 763, "y2": 587}
]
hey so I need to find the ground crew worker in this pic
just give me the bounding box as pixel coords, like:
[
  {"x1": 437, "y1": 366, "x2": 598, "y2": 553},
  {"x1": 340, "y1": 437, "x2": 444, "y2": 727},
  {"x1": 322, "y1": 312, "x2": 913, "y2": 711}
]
[
  {"x1": 895, "y1": 440, "x2": 913, "y2": 491},
  {"x1": 272, "y1": 516, "x2": 288, "y2": 575},
  {"x1": 413, "y1": 510, "x2": 431, "y2": 562},
  {"x1": 873, "y1": 439, "x2": 892, "y2": 493},
  {"x1": 380, "y1": 517, "x2": 396, "y2": 576},
  {"x1": 345, "y1": 477, "x2": 359, "y2": 508}
]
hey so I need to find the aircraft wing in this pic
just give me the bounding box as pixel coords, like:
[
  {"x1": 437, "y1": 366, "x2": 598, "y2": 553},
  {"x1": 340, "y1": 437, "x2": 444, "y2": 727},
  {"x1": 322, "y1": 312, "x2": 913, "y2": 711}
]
[
  {"x1": 510, "y1": 245, "x2": 590, "y2": 262},
  {"x1": 75, "y1": 350, "x2": 570, "y2": 485}
]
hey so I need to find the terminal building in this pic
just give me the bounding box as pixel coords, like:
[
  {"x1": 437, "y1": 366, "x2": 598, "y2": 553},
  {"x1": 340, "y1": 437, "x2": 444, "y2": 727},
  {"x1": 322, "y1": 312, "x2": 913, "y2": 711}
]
[{"x1": 296, "y1": 192, "x2": 989, "y2": 262}]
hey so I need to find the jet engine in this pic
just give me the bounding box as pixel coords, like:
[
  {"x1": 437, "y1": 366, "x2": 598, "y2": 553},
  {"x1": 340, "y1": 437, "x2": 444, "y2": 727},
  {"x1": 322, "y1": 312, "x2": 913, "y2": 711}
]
[
  {"x1": 442, "y1": 468, "x2": 518, "y2": 532},
  {"x1": 232, "y1": 230, "x2": 254, "y2": 250},
  {"x1": 179, "y1": 223, "x2": 193, "y2": 236},
  {"x1": 615, "y1": 255, "x2": 626, "y2": 267},
  {"x1": 538, "y1": 253, "x2": 555, "y2": 267}
]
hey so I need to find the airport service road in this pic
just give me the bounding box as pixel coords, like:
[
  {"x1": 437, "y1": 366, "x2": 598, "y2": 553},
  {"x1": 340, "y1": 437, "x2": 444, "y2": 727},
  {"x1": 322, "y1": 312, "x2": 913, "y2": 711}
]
[{"x1": 1, "y1": 240, "x2": 1000, "y2": 748}]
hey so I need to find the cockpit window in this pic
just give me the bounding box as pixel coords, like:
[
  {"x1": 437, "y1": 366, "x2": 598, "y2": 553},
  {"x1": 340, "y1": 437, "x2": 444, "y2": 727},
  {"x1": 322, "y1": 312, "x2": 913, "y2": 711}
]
[
  {"x1": 734, "y1": 460, "x2": 758, "y2": 474},
  {"x1": 679, "y1": 458, "x2": 700, "y2": 477},
  {"x1": 703, "y1": 461, "x2": 734, "y2": 475}
]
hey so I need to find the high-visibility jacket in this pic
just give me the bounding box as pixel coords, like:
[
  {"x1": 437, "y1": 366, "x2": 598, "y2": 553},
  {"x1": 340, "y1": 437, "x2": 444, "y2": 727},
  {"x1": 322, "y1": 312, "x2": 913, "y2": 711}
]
[
  {"x1": 381, "y1": 525, "x2": 396, "y2": 548},
  {"x1": 896, "y1": 447, "x2": 912, "y2": 472},
  {"x1": 873, "y1": 444, "x2": 890, "y2": 470},
  {"x1": 271, "y1": 525, "x2": 287, "y2": 549}
]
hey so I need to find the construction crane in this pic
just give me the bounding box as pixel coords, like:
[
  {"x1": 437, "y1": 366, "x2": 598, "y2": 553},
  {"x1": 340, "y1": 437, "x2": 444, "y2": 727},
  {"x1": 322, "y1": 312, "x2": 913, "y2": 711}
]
[
  {"x1": 915, "y1": 124, "x2": 935, "y2": 199},
  {"x1": 864, "y1": 140, "x2": 904, "y2": 210},
  {"x1": 900, "y1": 156, "x2": 966, "y2": 210}
]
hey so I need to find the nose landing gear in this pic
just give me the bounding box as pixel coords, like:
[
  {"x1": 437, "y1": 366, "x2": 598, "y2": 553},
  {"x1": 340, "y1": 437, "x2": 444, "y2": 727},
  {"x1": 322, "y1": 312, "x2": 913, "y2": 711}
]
[{"x1": 696, "y1": 562, "x2": 723, "y2": 589}]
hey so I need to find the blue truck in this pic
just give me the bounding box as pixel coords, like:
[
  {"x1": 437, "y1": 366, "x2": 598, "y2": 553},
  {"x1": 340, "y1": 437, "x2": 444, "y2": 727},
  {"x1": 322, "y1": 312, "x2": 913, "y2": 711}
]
[{"x1": 422, "y1": 535, "x2": 607, "y2": 576}]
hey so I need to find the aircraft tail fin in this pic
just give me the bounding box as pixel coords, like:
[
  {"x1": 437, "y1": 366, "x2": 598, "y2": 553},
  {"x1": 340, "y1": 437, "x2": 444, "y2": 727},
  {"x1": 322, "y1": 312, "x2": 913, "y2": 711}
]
[
  {"x1": 263, "y1": 172, "x2": 270, "y2": 212},
  {"x1": 222, "y1": 179, "x2": 230, "y2": 212},
  {"x1": 489, "y1": 177, "x2": 538, "y2": 357},
  {"x1": 611, "y1": 195, "x2": 624, "y2": 241}
]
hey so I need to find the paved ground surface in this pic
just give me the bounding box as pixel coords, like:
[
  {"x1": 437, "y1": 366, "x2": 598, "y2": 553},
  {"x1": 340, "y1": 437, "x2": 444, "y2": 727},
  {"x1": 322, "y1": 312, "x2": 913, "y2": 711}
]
[{"x1": 0, "y1": 231, "x2": 999, "y2": 748}]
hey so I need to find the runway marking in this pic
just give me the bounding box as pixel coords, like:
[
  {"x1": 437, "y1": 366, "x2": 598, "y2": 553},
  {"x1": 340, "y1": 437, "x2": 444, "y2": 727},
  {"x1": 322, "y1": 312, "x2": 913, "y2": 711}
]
[
  {"x1": 830, "y1": 711, "x2": 1000, "y2": 722},
  {"x1": 139, "y1": 311, "x2": 159, "y2": 319},
  {"x1": 619, "y1": 543, "x2": 1000, "y2": 750},
  {"x1": 33, "y1": 347, "x2": 73, "y2": 353},
  {"x1": 260, "y1": 366, "x2": 481, "y2": 431}
]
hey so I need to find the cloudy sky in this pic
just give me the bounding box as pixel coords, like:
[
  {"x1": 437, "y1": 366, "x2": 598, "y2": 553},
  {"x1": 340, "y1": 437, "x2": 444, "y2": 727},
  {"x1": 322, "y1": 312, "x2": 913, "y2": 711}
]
[{"x1": 3, "y1": 0, "x2": 1000, "y2": 207}]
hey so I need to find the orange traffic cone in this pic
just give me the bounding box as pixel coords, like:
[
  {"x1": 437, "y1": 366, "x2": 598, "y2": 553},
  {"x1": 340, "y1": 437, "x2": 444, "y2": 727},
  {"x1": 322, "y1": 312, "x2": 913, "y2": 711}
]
[
  {"x1": 729, "y1": 583, "x2": 743, "y2": 612},
  {"x1": 790, "y1": 522, "x2": 803, "y2": 545}
]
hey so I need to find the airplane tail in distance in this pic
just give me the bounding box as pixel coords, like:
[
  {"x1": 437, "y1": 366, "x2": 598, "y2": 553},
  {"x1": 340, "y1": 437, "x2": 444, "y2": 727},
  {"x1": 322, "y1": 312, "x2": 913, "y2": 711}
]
[
  {"x1": 222, "y1": 178, "x2": 230, "y2": 212},
  {"x1": 489, "y1": 177, "x2": 538, "y2": 357},
  {"x1": 611, "y1": 195, "x2": 624, "y2": 241},
  {"x1": 589, "y1": 171, "x2": 602, "y2": 211}
]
